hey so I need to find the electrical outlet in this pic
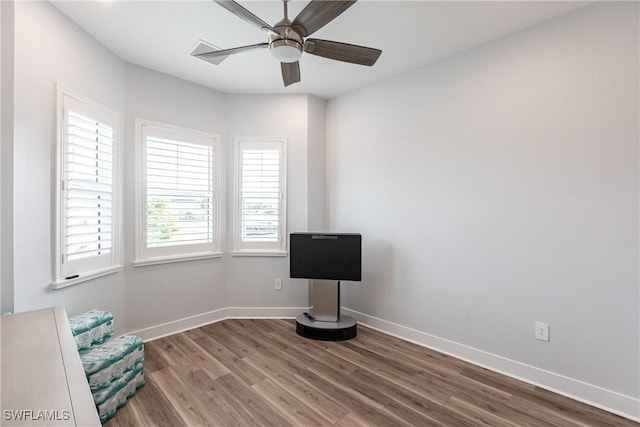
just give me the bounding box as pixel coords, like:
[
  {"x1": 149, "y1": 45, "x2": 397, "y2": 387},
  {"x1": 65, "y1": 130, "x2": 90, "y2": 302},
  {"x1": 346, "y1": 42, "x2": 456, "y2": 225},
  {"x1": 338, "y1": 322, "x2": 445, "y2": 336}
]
[
  {"x1": 274, "y1": 278, "x2": 282, "y2": 290},
  {"x1": 535, "y1": 322, "x2": 549, "y2": 341}
]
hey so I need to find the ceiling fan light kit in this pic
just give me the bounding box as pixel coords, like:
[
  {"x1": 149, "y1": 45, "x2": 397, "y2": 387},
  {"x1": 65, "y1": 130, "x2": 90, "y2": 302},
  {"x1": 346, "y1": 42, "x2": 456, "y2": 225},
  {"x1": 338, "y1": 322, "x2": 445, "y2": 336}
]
[
  {"x1": 270, "y1": 39, "x2": 303, "y2": 63},
  {"x1": 193, "y1": 0, "x2": 382, "y2": 87}
]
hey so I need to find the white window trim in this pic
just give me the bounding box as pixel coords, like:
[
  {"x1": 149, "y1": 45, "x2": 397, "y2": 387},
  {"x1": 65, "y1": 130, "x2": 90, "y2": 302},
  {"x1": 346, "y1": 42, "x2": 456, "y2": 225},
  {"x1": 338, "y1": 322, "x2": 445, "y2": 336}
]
[
  {"x1": 232, "y1": 136, "x2": 287, "y2": 256},
  {"x1": 51, "y1": 265, "x2": 122, "y2": 290},
  {"x1": 134, "y1": 118, "x2": 222, "y2": 266},
  {"x1": 52, "y1": 85, "x2": 123, "y2": 289}
]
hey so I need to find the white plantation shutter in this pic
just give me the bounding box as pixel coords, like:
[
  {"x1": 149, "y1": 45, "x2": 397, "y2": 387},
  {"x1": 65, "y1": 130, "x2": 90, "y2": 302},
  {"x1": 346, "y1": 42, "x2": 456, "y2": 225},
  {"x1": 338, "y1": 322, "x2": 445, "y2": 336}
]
[
  {"x1": 65, "y1": 111, "x2": 114, "y2": 262},
  {"x1": 145, "y1": 137, "x2": 213, "y2": 247},
  {"x1": 241, "y1": 148, "x2": 280, "y2": 242},
  {"x1": 136, "y1": 121, "x2": 220, "y2": 263},
  {"x1": 54, "y1": 89, "x2": 121, "y2": 288},
  {"x1": 234, "y1": 138, "x2": 287, "y2": 254}
]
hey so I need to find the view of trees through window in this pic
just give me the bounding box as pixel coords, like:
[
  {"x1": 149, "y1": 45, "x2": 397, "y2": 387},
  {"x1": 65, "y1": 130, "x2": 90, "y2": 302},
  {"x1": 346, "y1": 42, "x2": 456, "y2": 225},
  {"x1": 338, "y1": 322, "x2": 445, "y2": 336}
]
[{"x1": 145, "y1": 136, "x2": 214, "y2": 248}]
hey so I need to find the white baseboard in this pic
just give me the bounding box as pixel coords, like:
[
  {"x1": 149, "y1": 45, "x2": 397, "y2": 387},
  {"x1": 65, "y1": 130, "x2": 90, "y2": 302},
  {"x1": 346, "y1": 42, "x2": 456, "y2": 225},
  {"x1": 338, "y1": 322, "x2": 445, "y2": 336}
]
[
  {"x1": 226, "y1": 306, "x2": 308, "y2": 319},
  {"x1": 126, "y1": 307, "x2": 229, "y2": 342},
  {"x1": 126, "y1": 306, "x2": 308, "y2": 342},
  {"x1": 341, "y1": 307, "x2": 640, "y2": 422}
]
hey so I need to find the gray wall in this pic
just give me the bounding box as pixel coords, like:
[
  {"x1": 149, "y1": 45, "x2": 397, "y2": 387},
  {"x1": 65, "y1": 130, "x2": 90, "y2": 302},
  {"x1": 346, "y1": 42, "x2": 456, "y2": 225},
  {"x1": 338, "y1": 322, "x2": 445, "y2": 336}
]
[{"x1": 327, "y1": 2, "x2": 639, "y2": 398}]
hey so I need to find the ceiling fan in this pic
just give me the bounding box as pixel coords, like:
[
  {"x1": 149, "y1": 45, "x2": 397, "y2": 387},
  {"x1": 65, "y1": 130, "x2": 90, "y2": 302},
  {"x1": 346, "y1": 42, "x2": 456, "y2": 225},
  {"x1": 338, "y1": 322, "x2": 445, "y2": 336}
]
[{"x1": 193, "y1": 0, "x2": 382, "y2": 87}]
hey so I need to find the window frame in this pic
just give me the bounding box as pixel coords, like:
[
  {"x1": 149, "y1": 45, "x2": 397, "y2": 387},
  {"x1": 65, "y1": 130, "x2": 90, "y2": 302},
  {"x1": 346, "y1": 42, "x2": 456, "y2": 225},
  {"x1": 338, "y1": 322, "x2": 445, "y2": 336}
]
[
  {"x1": 52, "y1": 85, "x2": 123, "y2": 289},
  {"x1": 232, "y1": 136, "x2": 287, "y2": 256},
  {"x1": 133, "y1": 118, "x2": 221, "y2": 267}
]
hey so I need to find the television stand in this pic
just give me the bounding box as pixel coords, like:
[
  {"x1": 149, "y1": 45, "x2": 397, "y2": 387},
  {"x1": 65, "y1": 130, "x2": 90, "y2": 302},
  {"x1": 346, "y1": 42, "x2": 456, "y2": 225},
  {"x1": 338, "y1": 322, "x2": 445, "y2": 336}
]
[{"x1": 295, "y1": 279, "x2": 357, "y2": 341}]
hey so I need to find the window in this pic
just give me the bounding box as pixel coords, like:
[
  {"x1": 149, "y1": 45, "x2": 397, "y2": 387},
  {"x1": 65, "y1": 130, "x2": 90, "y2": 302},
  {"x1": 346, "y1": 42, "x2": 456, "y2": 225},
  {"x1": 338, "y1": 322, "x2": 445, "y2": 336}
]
[
  {"x1": 53, "y1": 87, "x2": 122, "y2": 289},
  {"x1": 233, "y1": 137, "x2": 287, "y2": 255},
  {"x1": 134, "y1": 119, "x2": 220, "y2": 266}
]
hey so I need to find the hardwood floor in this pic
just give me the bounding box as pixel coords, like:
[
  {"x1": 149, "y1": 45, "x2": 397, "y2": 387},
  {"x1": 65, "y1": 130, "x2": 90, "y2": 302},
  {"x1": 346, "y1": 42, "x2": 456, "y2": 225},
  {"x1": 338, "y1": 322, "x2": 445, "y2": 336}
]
[{"x1": 104, "y1": 319, "x2": 637, "y2": 427}]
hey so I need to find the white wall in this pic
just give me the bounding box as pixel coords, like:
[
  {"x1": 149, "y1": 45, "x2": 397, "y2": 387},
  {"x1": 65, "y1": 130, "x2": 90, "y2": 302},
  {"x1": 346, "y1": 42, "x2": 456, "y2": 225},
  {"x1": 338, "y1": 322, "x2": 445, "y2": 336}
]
[
  {"x1": 122, "y1": 63, "x2": 229, "y2": 332},
  {"x1": 13, "y1": 1, "x2": 126, "y2": 327},
  {"x1": 307, "y1": 95, "x2": 326, "y2": 232},
  {"x1": 12, "y1": 0, "x2": 636, "y2": 418},
  {"x1": 124, "y1": 76, "x2": 325, "y2": 328},
  {"x1": 9, "y1": 3, "x2": 323, "y2": 332},
  {"x1": 1, "y1": 1, "x2": 6, "y2": 312},
  {"x1": 0, "y1": 1, "x2": 2, "y2": 312},
  {"x1": 327, "y1": 0, "x2": 639, "y2": 404},
  {"x1": 1, "y1": 0, "x2": 15, "y2": 315},
  {"x1": 225, "y1": 94, "x2": 314, "y2": 308},
  {"x1": 1, "y1": 0, "x2": 3, "y2": 313}
]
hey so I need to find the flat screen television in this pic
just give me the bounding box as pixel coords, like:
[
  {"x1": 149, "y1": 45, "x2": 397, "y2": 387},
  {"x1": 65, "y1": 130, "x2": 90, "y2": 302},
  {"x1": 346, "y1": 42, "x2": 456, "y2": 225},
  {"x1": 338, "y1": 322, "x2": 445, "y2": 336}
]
[{"x1": 289, "y1": 233, "x2": 362, "y2": 281}]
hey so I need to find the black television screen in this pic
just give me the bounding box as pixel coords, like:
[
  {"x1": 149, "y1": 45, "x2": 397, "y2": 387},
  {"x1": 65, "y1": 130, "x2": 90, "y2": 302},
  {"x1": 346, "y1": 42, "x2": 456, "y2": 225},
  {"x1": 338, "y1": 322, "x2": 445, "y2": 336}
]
[{"x1": 289, "y1": 233, "x2": 362, "y2": 281}]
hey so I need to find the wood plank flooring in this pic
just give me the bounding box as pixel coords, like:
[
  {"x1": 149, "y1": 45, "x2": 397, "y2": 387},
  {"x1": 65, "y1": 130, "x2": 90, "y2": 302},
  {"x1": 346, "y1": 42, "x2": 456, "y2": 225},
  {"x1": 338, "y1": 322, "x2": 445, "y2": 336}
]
[{"x1": 104, "y1": 319, "x2": 637, "y2": 427}]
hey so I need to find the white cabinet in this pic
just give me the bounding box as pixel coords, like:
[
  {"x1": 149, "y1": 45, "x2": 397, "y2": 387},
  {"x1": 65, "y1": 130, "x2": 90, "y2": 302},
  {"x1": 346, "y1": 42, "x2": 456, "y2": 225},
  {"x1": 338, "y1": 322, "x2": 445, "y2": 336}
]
[{"x1": 1, "y1": 306, "x2": 100, "y2": 426}]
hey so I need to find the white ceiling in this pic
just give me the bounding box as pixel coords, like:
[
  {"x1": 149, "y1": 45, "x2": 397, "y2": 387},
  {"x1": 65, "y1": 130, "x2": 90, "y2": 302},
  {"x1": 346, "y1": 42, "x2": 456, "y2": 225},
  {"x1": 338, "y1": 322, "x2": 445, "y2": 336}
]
[{"x1": 51, "y1": 1, "x2": 590, "y2": 100}]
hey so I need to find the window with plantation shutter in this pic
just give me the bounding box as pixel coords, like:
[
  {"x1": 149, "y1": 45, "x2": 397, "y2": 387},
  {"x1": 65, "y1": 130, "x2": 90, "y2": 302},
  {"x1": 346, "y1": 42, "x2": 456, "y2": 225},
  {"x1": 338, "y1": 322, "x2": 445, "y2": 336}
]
[
  {"x1": 134, "y1": 120, "x2": 220, "y2": 266},
  {"x1": 53, "y1": 88, "x2": 122, "y2": 289},
  {"x1": 65, "y1": 111, "x2": 113, "y2": 260},
  {"x1": 233, "y1": 137, "x2": 287, "y2": 255}
]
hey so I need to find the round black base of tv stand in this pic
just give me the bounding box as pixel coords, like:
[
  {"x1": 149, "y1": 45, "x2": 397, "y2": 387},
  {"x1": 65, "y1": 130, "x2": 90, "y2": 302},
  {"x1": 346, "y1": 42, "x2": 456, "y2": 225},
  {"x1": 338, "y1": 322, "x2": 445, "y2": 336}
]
[{"x1": 295, "y1": 314, "x2": 357, "y2": 341}]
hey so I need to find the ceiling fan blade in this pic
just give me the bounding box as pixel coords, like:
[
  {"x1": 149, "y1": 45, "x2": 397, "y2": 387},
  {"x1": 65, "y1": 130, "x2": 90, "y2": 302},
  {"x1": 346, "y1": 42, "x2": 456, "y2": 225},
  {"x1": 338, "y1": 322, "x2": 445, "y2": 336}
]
[
  {"x1": 281, "y1": 61, "x2": 301, "y2": 87},
  {"x1": 304, "y1": 39, "x2": 381, "y2": 66},
  {"x1": 291, "y1": 0, "x2": 357, "y2": 37},
  {"x1": 195, "y1": 43, "x2": 269, "y2": 62},
  {"x1": 214, "y1": 1, "x2": 277, "y2": 33}
]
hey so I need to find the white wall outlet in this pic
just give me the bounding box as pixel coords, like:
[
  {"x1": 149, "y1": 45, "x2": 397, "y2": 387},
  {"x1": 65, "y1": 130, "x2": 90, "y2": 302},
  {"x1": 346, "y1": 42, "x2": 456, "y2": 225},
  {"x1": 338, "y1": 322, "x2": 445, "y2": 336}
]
[
  {"x1": 274, "y1": 278, "x2": 282, "y2": 290},
  {"x1": 535, "y1": 321, "x2": 549, "y2": 341}
]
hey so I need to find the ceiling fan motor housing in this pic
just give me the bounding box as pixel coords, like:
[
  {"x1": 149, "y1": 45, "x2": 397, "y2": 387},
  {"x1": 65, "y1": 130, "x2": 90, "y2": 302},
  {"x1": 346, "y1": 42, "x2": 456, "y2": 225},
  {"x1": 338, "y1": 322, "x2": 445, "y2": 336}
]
[{"x1": 269, "y1": 23, "x2": 303, "y2": 63}]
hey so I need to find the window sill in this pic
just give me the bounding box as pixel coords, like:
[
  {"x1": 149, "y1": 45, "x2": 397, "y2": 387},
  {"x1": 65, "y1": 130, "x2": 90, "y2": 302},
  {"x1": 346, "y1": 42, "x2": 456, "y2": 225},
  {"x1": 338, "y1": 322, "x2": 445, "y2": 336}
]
[
  {"x1": 51, "y1": 265, "x2": 123, "y2": 290},
  {"x1": 132, "y1": 251, "x2": 223, "y2": 267},
  {"x1": 231, "y1": 250, "x2": 288, "y2": 257}
]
